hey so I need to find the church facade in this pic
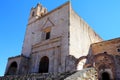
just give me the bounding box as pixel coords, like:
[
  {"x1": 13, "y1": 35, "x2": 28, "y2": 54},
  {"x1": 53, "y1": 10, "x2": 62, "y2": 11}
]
[{"x1": 4, "y1": 1, "x2": 120, "y2": 80}]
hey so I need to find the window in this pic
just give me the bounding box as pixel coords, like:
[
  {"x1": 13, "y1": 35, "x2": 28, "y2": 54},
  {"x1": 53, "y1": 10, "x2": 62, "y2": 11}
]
[
  {"x1": 42, "y1": 27, "x2": 51, "y2": 40},
  {"x1": 32, "y1": 11, "x2": 35, "y2": 17},
  {"x1": 117, "y1": 49, "x2": 120, "y2": 52},
  {"x1": 45, "y1": 32, "x2": 50, "y2": 40}
]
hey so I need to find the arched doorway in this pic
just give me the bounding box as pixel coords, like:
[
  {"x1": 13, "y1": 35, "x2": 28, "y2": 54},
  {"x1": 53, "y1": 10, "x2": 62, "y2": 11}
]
[
  {"x1": 76, "y1": 56, "x2": 87, "y2": 70},
  {"x1": 7, "y1": 62, "x2": 17, "y2": 75},
  {"x1": 77, "y1": 59, "x2": 86, "y2": 70},
  {"x1": 102, "y1": 72, "x2": 110, "y2": 80},
  {"x1": 39, "y1": 56, "x2": 49, "y2": 73}
]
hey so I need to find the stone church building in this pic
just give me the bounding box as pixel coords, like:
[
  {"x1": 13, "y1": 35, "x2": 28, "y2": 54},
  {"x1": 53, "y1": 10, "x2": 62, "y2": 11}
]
[{"x1": 2, "y1": 1, "x2": 120, "y2": 80}]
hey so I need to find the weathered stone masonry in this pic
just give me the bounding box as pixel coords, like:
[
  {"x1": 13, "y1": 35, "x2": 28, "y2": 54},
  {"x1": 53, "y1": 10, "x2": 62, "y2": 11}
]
[{"x1": 2, "y1": 1, "x2": 120, "y2": 80}]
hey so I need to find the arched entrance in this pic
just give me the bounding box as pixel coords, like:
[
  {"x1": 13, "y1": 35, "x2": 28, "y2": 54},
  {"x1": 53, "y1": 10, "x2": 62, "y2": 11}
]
[
  {"x1": 7, "y1": 62, "x2": 17, "y2": 75},
  {"x1": 39, "y1": 56, "x2": 49, "y2": 73},
  {"x1": 77, "y1": 59, "x2": 86, "y2": 70},
  {"x1": 94, "y1": 53, "x2": 115, "y2": 80},
  {"x1": 76, "y1": 56, "x2": 87, "y2": 70},
  {"x1": 101, "y1": 72, "x2": 110, "y2": 80}
]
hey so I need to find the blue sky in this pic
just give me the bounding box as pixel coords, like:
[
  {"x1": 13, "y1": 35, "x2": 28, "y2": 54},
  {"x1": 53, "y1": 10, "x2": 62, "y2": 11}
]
[{"x1": 0, "y1": 0, "x2": 120, "y2": 76}]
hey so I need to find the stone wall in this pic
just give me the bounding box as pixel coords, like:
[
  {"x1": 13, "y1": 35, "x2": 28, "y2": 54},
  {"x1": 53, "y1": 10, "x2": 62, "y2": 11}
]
[
  {"x1": 18, "y1": 55, "x2": 30, "y2": 74},
  {"x1": 0, "y1": 68, "x2": 98, "y2": 80},
  {"x1": 87, "y1": 38, "x2": 120, "y2": 79},
  {"x1": 0, "y1": 73, "x2": 55, "y2": 80},
  {"x1": 69, "y1": 6, "x2": 103, "y2": 59},
  {"x1": 90, "y1": 38, "x2": 120, "y2": 55},
  {"x1": 5, "y1": 55, "x2": 22, "y2": 75}
]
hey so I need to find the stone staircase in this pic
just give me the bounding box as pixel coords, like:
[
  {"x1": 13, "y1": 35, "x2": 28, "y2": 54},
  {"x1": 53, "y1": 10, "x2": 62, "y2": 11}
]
[{"x1": 0, "y1": 68, "x2": 98, "y2": 80}]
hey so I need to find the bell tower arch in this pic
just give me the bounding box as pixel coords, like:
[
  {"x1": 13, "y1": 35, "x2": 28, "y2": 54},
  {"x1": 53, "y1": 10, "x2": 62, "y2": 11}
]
[{"x1": 28, "y1": 3, "x2": 47, "y2": 24}]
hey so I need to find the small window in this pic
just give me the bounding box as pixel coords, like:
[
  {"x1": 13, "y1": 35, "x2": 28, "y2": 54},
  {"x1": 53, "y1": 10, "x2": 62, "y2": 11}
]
[
  {"x1": 42, "y1": 27, "x2": 51, "y2": 40},
  {"x1": 45, "y1": 32, "x2": 50, "y2": 40},
  {"x1": 117, "y1": 49, "x2": 120, "y2": 52},
  {"x1": 32, "y1": 11, "x2": 35, "y2": 17}
]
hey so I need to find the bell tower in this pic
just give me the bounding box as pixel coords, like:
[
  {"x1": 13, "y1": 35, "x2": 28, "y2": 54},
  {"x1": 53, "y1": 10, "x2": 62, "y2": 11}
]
[
  {"x1": 21, "y1": 3, "x2": 47, "y2": 57},
  {"x1": 28, "y1": 3, "x2": 47, "y2": 24}
]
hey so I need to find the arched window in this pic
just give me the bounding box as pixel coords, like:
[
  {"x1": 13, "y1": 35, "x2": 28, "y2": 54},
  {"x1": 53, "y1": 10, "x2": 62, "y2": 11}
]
[
  {"x1": 32, "y1": 11, "x2": 35, "y2": 17},
  {"x1": 39, "y1": 56, "x2": 49, "y2": 73},
  {"x1": 102, "y1": 72, "x2": 110, "y2": 80},
  {"x1": 6, "y1": 62, "x2": 17, "y2": 75}
]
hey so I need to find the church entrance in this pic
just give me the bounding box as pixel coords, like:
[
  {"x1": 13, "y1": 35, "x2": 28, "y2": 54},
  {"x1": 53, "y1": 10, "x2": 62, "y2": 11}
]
[
  {"x1": 101, "y1": 72, "x2": 110, "y2": 80},
  {"x1": 6, "y1": 62, "x2": 17, "y2": 75},
  {"x1": 39, "y1": 56, "x2": 49, "y2": 73}
]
